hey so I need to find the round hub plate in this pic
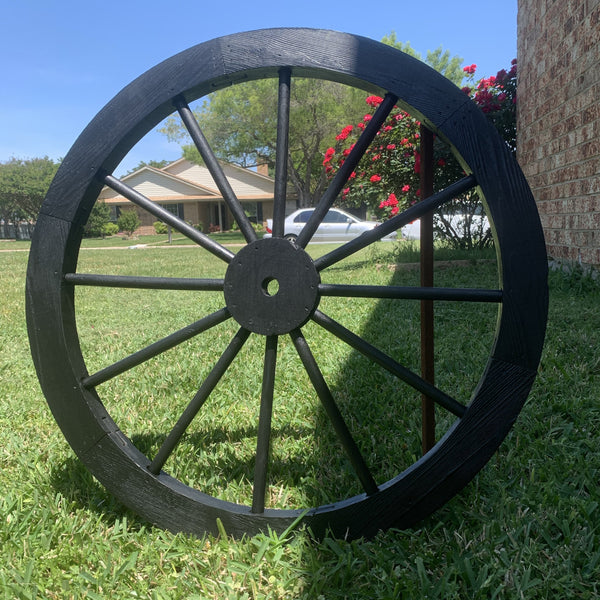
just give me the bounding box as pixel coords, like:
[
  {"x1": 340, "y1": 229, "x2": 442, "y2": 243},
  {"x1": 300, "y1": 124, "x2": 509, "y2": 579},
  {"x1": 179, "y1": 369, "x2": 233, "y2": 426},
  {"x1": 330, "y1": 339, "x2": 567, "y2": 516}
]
[{"x1": 224, "y1": 238, "x2": 321, "y2": 335}]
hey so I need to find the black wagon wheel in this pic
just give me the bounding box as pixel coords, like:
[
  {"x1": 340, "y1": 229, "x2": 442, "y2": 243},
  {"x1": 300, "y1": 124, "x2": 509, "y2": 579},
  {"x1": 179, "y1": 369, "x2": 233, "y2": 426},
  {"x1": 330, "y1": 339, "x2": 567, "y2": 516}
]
[{"x1": 26, "y1": 29, "x2": 547, "y2": 539}]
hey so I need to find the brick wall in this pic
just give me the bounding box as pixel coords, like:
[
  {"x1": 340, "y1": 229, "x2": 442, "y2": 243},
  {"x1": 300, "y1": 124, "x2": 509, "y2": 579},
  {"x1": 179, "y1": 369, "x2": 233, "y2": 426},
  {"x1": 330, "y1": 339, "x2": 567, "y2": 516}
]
[{"x1": 517, "y1": 0, "x2": 600, "y2": 266}]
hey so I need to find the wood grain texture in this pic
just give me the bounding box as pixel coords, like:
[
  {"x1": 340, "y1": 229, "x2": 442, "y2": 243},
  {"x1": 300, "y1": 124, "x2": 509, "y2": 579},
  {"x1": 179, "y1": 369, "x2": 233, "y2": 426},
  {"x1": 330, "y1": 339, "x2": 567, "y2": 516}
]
[{"x1": 26, "y1": 29, "x2": 548, "y2": 539}]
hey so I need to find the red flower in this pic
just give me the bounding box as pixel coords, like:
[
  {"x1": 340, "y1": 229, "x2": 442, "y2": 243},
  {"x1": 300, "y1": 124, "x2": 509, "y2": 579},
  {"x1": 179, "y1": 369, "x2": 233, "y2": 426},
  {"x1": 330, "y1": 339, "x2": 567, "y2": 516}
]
[
  {"x1": 402, "y1": 184, "x2": 410, "y2": 193},
  {"x1": 496, "y1": 69, "x2": 508, "y2": 83},
  {"x1": 336, "y1": 125, "x2": 354, "y2": 141},
  {"x1": 391, "y1": 205, "x2": 399, "y2": 215},
  {"x1": 363, "y1": 114, "x2": 372, "y2": 122},
  {"x1": 366, "y1": 95, "x2": 384, "y2": 107},
  {"x1": 386, "y1": 144, "x2": 396, "y2": 150},
  {"x1": 370, "y1": 174, "x2": 382, "y2": 183},
  {"x1": 463, "y1": 64, "x2": 477, "y2": 75},
  {"x1": 379, "y1": 193, "x2": 398, "y2": 210},
  {"x1": 323, "y1": 147, "x2": 335, "y2": 165}
]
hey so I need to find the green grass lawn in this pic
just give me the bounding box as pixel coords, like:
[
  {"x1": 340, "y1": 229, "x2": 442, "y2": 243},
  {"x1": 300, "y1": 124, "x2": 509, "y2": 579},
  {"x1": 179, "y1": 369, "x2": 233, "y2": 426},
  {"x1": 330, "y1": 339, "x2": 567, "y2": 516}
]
[
  {"x1": 1, "y1": 241, "x2": 599, "y2": 599},
  {"x1": 0, "y1": 231, "x2": 249, "y2": 251}
]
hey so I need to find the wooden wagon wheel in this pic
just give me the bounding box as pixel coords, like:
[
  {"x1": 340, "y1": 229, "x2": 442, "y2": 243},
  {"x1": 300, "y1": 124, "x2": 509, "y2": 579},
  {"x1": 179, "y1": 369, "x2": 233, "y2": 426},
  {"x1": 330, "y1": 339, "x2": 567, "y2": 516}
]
[{"x1": 26, "y1": 29, "x2": 548, "y2": 539}]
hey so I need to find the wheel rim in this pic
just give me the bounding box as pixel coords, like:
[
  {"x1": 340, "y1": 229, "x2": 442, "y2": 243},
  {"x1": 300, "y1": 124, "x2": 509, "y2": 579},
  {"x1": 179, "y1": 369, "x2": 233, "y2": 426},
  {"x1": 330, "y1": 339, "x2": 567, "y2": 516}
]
[{"x1": 26, "y1": 29, "x2": 548, "y2": 539}]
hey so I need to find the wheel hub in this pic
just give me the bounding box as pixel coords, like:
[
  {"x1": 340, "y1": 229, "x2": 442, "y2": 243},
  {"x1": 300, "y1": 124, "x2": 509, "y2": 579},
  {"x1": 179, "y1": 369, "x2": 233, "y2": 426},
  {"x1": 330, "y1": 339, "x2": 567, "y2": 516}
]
[{"x1": 224, "y1": 238, "x2": 321, "y2": 335}]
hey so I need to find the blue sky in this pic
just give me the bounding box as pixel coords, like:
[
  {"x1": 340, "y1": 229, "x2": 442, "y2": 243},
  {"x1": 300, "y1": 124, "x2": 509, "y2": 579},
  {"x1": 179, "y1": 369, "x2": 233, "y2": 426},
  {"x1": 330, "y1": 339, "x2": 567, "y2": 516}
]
[{"x1": 1, "y1": 0, "x2": 517, "y2": 175}]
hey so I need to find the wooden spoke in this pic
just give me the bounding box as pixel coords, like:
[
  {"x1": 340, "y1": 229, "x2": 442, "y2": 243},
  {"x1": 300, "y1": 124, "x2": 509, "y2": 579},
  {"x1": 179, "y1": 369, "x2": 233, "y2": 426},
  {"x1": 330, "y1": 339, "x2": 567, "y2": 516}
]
[
  {"x1": 312, "y1": 310, "x2": 467, "y2": 417},
  {"x1": 318, "y1": 283, "x2": 502, "y2": 303},
  {"x1": 101, "y1": 173, "x2": 235, "y2": 263},
  {"x1": 296, "y1": 93, "x2": 398, "y2": 248},
  {"x1": 271, "y1": 69, "x2": 291, "y2": 239},
  {"x1": 290, "y1": 328, "x2": 378, "y2": 495},
  {"x1": 82, "y1": 308, "x2": 231, "y2": 389},
  {"x1": 251, "y1": 335, "x2": 278, "y2": 514},
  {"x1": 314, "y1": 175, "x2": 477, "y2": 271},
  {"x1": 148, "y1": 327, "x2": 251, "y2": 475},
  {"x1": 174, "y1": 97, "x2": 257, "y2": 243},
  {"x1": 65, "y1": 272, "x2": 224, "y2": 291}
]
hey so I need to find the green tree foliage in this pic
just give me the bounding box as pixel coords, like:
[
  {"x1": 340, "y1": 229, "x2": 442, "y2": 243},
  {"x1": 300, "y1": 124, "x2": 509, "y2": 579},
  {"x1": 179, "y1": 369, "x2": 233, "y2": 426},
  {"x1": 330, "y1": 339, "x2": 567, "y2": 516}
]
[
  {"x1": 160, "y1": 78, "x2": 366, "y2": 208},
  {"x1": 84, "y1": 201, "x2": 112, "y2": 238},
  {"x1": 381, "y1": 32, "x2": 465, "y2": 86},
  {"x1": 157, "y1": 35, "x2": 466, "y2": 211},
  {"x1": 123, "y1": 159, "x2": 170, "y2": 176},
  {"x1": 0, "y1": 157, "x2": 59, "y2": 236},
  {"x1": 117, "y1": 209, "x2": 141, "y2": 237}
]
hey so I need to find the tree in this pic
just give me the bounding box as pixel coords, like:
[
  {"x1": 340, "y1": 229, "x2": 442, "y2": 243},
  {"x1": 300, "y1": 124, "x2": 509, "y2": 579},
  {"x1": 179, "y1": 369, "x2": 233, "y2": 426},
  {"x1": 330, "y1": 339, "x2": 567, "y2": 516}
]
[
  {"x1": 381, "y1": 32, "x2": 465, "y2": 86},
  {"x1": 117, "y1": 209, "x2": 141, "y2": 237},
  {"x1": 123, "y1": 159, "x2": 170, "y2": 176},
  {"x1": 0, "y1": 157, "x2": 59, "y2": 238},
  {"x1": 158, "y1": 35, "x2": 463, "y2": 209},
  {"x1": 160, "y1": 78, "x2": 366, "y2": 208}
]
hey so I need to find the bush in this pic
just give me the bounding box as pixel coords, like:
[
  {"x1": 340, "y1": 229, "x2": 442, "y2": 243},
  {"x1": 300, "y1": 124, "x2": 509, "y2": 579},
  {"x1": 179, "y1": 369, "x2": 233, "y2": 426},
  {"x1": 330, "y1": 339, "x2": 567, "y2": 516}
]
[
  {"x1": 153, "y1": 221, "x2": 168, "y2": 234},
  {"x1": 117, "y1": 210, "x2": 141, "y2": 237},
  {"x1": 102, "y1": 222, "x2": 119, "y2": 236},
  {"x1": 324, "y1": 61, "x2": 517, "y2": 251}
]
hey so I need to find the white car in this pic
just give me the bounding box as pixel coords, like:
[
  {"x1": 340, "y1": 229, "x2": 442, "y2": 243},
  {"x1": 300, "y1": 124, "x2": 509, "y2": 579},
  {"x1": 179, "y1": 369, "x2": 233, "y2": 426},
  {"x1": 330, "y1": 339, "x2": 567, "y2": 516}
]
[
  {"x1": 401, "y1": 213, "x2": 490, "y2": 240},
  {"x1": 264, "y1": 208, "x2": 396, "y2": 243}
]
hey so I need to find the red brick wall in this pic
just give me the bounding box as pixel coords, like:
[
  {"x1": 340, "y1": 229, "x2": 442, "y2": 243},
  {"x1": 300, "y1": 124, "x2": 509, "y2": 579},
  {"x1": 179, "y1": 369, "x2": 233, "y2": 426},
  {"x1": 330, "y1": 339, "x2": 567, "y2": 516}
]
[{"x1": 517, "y1": 0, "x2": 600, "y2": 266}]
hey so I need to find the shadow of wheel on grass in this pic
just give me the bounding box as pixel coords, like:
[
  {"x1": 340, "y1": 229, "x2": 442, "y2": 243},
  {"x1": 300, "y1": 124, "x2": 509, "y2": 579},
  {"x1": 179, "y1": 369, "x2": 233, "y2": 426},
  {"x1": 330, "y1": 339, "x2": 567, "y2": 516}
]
[
  {"x1": 50, "y1": 458, "x2": 138, "y2": 528},
  {"x1": 49, "y1": 254, "x2": 499, "y2": 539}
]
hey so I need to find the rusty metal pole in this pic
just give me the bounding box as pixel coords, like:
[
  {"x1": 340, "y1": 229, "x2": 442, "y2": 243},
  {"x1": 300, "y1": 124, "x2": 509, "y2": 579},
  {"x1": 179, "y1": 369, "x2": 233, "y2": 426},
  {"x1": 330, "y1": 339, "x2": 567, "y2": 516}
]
[{"x1": 420, "y1": 125, "x2": 435, "y2": 454}]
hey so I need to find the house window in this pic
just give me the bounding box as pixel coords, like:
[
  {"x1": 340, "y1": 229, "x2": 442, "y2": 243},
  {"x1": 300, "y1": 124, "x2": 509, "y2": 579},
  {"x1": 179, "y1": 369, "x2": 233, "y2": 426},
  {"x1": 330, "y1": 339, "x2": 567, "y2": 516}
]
[
  {"x1": 242, "y1": 201, "x2": 263, "y2": 224},
  {"x1": 109, "y1": 206, "x2": 122, "y2": 222},
  {"x1": 160, "y1": 203, "x2": 185, "y2": 219}
]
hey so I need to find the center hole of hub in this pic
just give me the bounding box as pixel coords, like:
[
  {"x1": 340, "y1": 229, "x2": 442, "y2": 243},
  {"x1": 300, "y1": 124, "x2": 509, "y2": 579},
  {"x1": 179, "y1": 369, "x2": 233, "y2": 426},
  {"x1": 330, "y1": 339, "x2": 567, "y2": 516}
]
[{"x1": 262, "y1": 277, "x2": 280, "y2": 297}]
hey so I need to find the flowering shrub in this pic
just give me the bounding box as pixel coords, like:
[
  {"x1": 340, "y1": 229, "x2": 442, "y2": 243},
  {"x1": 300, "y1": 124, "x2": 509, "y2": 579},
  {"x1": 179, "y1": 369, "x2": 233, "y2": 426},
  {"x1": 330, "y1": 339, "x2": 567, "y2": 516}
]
[
  {"x1": 323, "y1": 61, "x2": 517, "y2": 249},
  {"x1": 323, "y1": 95, "x2": 463, "y2": 219},
  {"x1": 472, "y1": 59, "x2": 517, "y2": 153}
]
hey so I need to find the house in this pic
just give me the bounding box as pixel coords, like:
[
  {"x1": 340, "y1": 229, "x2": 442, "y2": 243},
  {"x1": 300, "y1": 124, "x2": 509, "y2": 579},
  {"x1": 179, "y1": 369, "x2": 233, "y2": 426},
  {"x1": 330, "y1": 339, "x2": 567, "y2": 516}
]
[{"x1": 99, "y1": 158, "x2": 294, "y2": 234}]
